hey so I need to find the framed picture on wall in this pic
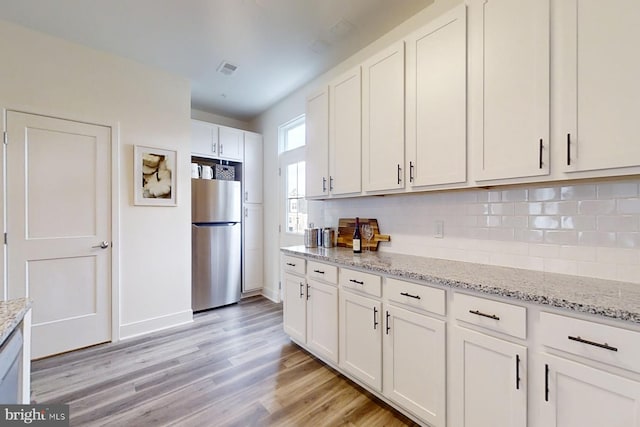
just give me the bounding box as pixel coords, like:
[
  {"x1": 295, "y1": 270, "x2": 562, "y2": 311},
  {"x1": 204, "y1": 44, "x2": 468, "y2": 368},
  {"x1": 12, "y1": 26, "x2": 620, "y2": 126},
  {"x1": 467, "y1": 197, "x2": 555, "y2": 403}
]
[{"x1": 134, "y1": 145, "x2": 177, "y2": 206}]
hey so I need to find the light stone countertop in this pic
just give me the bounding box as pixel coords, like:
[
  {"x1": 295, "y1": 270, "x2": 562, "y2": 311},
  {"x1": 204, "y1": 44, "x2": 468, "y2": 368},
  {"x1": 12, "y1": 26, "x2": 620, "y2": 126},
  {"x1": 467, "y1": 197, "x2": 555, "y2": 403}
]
[
  {"x1": 282, "y1": 246, "x2": 640, "y2": 325},
  {"x1": 0, "y1": 298, "x2": 31, "y2": 346}
]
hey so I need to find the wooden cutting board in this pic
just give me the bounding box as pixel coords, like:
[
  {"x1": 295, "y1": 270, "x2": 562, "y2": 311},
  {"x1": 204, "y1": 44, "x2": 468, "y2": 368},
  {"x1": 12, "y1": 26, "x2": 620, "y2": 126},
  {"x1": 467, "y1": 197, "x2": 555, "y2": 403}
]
[{"x1": 337, "y1": 218, "x2": 390, "y2": 251}]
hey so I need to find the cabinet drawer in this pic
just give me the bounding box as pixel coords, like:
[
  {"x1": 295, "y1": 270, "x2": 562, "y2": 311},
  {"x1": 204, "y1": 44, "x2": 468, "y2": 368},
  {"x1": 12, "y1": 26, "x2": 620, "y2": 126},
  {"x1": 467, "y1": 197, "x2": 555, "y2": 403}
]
[
  {"x1": 453, "y1": 293, "x2": 526, "y2": 339},
  {"x1": 283, "y1": 255, "x2": 305, "y2": 275},
  {"x1": 384, "y1": 278, "x2": 445, "y2": 316},
  {"x1": 339, "y1": 268, "x2": 381, "y2": 297},
  {"x1": 540, "y1": 312, "x2": 640, "y2": 374},
  {"x1": 307, "y1": 261, "x2": 338, "y2": 284}
]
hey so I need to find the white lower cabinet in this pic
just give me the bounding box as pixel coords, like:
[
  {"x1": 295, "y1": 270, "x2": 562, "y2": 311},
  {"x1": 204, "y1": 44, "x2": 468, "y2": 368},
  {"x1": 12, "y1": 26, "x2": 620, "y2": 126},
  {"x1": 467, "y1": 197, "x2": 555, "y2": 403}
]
[
  {"x1": 283, "y1": 271, "x2": 306, "y2": 343},
  {"x1": 339, "y1": 289, "x2": 383, "y2": 391},
  {"x1": 539, "y1": 354, "x2": 640, "y2": 427},
  {"x1": 453, "y1": 326, "x2": 527, "y2": 427},
  {"x1": 306, "y1": 279, "x2": 338, "y2": 364},
  {"x1": 383, "y1": 304, "x2": 445, "y2": 426}
]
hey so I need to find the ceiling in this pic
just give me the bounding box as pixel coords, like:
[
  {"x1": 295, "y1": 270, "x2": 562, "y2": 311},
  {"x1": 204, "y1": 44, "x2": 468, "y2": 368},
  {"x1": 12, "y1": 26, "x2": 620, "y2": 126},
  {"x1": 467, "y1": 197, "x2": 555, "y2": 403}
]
[{"x1": 0, "y1": 0, "x2": 434, "y2": 121}]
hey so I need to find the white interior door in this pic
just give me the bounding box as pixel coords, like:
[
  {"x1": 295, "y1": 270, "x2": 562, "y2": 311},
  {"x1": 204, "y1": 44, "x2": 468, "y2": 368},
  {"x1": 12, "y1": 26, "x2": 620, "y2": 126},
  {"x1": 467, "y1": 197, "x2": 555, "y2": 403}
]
[{"x1": 6, "y1": 111, "x2": 112, "y2": 359}]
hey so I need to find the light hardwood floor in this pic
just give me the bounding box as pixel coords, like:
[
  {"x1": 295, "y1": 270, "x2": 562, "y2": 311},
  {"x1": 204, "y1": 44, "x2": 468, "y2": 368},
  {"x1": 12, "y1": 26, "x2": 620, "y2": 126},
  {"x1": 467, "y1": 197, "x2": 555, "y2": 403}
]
[{"x1": 31, "y1": 296, "x2": 419, "y2": 426}]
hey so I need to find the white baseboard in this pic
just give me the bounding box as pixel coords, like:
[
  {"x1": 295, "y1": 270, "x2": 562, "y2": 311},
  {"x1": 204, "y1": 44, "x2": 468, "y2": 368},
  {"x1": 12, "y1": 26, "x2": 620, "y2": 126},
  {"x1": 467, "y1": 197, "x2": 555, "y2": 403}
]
[{"x1": 119, "y1": 309, "x2": 193, "y2": 340}]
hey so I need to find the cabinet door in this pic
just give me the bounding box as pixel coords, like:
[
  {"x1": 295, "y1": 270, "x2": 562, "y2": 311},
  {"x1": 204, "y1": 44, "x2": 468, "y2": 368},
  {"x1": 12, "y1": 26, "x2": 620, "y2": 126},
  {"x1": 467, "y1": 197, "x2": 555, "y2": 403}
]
[
  {"x1": 218, "y1": 126, "x2": 244, "y2": 161},
  {"x1": 244, "y1": 132, "x2": 263, "y2": 203},
  {"x1": 452, "y1": 327, "x2": 527, "y2": 427},
  {"x1": 306, "y1": 280, "x2": 338, "y2": 364},
  {"x1": 329, "y1": 67, "x2": 361, "y2": 196},
  {"x1": 470, "y1": 0, "x2": 550, "y2": 181},
  {"x1": 558, "y1": 1, "x2": 640, "y2": 172},
  {"x1": 242, "y1": 205, "x2": 263, "y2": 293},
  {"x1": 339, "y1": 290, "x2": 382, "y2": 391},
  {"x1": 383, "y1": 304, "x2": 446, "y2": 427},
  {"x1": 362, "y1": 41, "x2": 405, "y2": 192},
  {"x1": 540, "y1": 354, "x2": 640, "y2": 427},
  {"x1": 283, "y1": 272, "x2": 306, "y2": 343},
  {"x1": 191, "y1": 120, "x2": 217, "y2": 158},
  {"x1": 305, "y1": 88, "x2": 329, "y2": 198},
  {"x1": 406, "y1": 5, "x2": 467, "y2": 188}
]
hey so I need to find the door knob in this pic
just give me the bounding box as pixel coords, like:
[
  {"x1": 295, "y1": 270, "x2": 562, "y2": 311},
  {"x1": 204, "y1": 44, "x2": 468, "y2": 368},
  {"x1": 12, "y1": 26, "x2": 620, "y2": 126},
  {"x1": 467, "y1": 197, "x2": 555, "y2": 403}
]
[{"x1": 92, "y1": 241, "x2": 110, "y2": 249}]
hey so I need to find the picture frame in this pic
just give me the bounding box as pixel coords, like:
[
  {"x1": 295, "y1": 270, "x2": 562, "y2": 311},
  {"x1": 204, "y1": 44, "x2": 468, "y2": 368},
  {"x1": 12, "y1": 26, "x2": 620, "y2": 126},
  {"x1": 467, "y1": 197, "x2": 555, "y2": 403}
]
[{"x1": 134, "y1": 145, "x2": 177, "y2": 206}]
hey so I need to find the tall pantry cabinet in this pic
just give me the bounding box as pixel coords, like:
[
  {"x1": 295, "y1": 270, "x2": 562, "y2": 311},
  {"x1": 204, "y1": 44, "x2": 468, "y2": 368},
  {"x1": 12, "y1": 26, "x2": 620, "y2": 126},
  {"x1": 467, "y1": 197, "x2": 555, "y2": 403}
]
[{"x1": 242, "y1": 131, "x2": 264, "y2": 293}]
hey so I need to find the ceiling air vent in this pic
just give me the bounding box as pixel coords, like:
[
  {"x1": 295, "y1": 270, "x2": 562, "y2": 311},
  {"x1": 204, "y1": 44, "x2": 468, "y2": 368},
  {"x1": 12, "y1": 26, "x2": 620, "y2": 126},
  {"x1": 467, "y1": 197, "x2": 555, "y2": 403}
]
[{"x1": 217, "y1": 61, "x2": 238, "y2": 76}]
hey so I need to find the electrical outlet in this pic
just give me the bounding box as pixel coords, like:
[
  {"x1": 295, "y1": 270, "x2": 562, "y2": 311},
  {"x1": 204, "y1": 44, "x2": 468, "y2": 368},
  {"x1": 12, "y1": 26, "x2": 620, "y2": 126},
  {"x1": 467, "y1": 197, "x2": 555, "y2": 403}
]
[{"x1": 434, "y1": 220, "x2": 444, "y2": 238}]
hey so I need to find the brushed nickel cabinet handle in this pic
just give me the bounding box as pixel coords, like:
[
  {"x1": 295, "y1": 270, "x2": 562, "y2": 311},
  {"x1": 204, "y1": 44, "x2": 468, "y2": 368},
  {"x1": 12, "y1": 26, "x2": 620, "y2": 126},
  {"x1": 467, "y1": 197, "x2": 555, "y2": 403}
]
[
  {"x1": 469, "y1": 309, "x2": 500, "y2": 321},
  {"x1": 568, "y1": 335, "x2": 618, "y2": 352}
]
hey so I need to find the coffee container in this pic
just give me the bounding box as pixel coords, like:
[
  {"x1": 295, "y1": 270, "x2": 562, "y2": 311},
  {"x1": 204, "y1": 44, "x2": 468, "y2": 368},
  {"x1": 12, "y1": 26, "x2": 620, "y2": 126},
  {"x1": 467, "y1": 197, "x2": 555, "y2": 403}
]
[{"x1": 304, "y1": 225, "x2": 320, "y2": 248}]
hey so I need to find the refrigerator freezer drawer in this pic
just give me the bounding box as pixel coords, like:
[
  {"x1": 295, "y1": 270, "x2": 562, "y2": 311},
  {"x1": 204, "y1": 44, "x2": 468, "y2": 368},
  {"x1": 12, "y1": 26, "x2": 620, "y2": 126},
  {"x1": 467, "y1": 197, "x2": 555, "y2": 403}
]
[{"x1": 192, "y1": 223, "x2": 241, "y2": 311}]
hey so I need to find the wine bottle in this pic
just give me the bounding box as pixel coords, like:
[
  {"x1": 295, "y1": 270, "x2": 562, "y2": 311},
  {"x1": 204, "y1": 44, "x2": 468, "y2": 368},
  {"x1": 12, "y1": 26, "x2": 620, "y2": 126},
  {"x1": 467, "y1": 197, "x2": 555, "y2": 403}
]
[{"x1": 353, "y1": 217, "x2": 362, "y2": 254}]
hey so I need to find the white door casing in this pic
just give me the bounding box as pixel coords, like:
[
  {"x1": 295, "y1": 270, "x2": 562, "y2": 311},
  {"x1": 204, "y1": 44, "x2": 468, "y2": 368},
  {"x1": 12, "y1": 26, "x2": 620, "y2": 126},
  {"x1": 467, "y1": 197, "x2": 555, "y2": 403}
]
[{"x1": 6, "y1": 111, "x2": 112, "y2": 359}]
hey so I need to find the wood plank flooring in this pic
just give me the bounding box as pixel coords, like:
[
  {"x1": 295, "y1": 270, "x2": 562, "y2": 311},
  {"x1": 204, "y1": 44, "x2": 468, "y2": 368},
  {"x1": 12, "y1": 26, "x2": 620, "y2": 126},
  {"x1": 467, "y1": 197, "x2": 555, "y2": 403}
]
[{"x1": 31, "y1": 296, "x2": 419, "y2": 426}]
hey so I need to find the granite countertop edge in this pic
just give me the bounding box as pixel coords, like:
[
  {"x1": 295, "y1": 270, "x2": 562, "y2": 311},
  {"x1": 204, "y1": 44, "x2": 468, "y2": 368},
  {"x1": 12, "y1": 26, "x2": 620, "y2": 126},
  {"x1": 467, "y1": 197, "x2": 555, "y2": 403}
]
[
  {"x1": 281, "y1": 246, "x2": 640, "y2": 325},
  {"x1": 0, "y1": 298, "x2": 32, "y2": 347}
]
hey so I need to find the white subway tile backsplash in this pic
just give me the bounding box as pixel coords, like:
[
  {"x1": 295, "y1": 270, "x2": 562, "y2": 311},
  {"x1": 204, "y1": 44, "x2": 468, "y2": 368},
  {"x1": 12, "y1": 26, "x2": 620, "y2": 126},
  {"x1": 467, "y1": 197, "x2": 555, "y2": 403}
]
[
  {"x1": 597, "y1": 215, "x2": 639, "y2": 232},
  {"x1": 530, "y1": 216, "x2": 560, "y2": 229},
  {"x1": 597, "y1": 182, "x2": 639, "y2": 199},
  {"x1": 617, "y1": 264, "x2": 640, "y2": 284},
  {"x1": 530, "y1": 187, "x2": 560, "y2": 201},
  {"x1": 561, "y1": 184, "x2": 597, "y2": 201},
  {"x1": 617, "y1": 198, "x2": 640, "y2": 214},
  {"x1": 578, "y1": 200, "x2": 616, "y2": 215},
  {"x1": 544, "y1": 230, "x2": 578, "y2": 245},
  {"x1": 322, "y1": 177, "x2": 640, "y2": 282}
]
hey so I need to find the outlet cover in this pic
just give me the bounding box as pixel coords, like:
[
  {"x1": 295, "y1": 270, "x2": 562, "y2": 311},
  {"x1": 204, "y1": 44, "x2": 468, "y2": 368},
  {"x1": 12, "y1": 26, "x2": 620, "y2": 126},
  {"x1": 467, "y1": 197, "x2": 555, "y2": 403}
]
[{"x1": 434, "y1": 220, "x2": 444, "y2": 238}]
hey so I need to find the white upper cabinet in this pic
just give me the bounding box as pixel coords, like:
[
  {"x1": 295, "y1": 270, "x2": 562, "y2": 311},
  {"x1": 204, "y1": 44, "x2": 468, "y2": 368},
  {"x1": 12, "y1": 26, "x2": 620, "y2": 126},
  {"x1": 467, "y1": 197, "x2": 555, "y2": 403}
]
[
  {"x1": 191, "y1": 120, "x2": 219, "y2": 158},
  {"x1": 362, "y1": 41, "x2": 406, "y2": 192},
  {"x1": 329, "y1": 67, "x2": 362, "y2": 196},
  {"x1": 243, "y1": 132, "x2": 263, "y2": 203},
  {"x1": 557, "y1": 0, "x2": 640, "y2": 173},
  {"x1": 218, "y1": 126, "x2": 244, "y2": 161},
  {"x1": 470, "y1": 0, "x2": 550, "y2": 181},
  {"x1": 305, "y1": 88, "x2": 329, "y2": 198},
  {"x1": 406, "y1": 5, "x2": 467, "y2": 188}
]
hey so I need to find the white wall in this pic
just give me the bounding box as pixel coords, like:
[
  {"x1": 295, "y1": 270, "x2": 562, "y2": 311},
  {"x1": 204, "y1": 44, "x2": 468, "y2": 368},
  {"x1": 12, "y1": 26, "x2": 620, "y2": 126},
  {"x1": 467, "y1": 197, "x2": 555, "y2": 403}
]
[
  {"x1": 191, "y1": 109, "x2": 252, "y2": 131},
  {"x1": 0, "y1": 19, "x2": 193, "y2": 339},
  {"x1": 252, "y1": 0, "x2": 640, "y2": 300}
]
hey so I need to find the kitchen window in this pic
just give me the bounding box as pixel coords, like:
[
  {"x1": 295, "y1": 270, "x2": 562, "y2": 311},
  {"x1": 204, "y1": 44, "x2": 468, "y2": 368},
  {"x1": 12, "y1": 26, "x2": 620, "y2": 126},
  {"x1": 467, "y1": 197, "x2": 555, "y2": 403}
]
[{"x1": 279, "y1": 115, "x2": 306, "y2": 236}]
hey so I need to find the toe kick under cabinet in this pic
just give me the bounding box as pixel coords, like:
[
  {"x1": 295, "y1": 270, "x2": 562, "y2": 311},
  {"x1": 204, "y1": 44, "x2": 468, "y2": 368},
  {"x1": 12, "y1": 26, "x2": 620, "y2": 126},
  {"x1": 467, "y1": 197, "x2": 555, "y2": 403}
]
[{"x1": 280, "y1": 250, "x2": 640, "y2": 427}]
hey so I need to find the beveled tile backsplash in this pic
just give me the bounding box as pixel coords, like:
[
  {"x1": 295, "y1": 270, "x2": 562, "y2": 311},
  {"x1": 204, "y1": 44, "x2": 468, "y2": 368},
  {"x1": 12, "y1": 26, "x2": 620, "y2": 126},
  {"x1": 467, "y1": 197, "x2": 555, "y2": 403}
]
[{"x1": 318, "y1": 177, "x2": 640, "y2": 284}]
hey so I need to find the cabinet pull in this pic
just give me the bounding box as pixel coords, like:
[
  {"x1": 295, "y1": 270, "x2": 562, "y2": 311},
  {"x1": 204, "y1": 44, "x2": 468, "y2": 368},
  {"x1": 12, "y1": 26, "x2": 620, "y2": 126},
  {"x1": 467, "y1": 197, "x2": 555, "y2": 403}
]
[
  {"x1": 567, "y1": 133, "x2": 571, "y2": 166},
  {"x1": 516, "y1": 354, "x2": 521, "y2": 390},
  {"x1": 373, "y1": 307, "x2": 379, "y2": 330},
  {"x1": 397, "y1": 164, "x2": 402, "y2": 184},
  {"x1": 306, "y1": 283, "x2": 310, "y2": 300},
  {"x1": 329, "y1": 176, "x2": 334, "y2": 191},
  {"x1": 409, "y1": 161, "x2": 414, "y2": 183},
  {"x1": 539, "y1": 139, "x2": 543, "y2": 169},
  {"x1": 568, "y1": 335, "x2": 618, "y2": 352},
  {"x1": 385, "y1": 311, "x2": 391, "y2": 335},
  {"x1": 469, "y1": 309, "x2": 500, "y2": 321},
  {"x1": 322, "y1": 177, "x2": 327, "y2": 193},
  {"x1": 286, "y1": 262, "x2": 296, "y2": 267},
  {"x1": 245, "y1": 191, "x2": 248, "y2": 202},
  {"x1": 400, "y1": 291, "x2": 421, "y2": 300},
  {"x1": 544, "y1": 363, "x2": 550, "y2": 402},
  {"x1": 313, "y1": 269, "x2": 325, "y2": 274},
  {"x1": 220, "y1": 143, "x2": 224, "y2": 155},
  {"x1": 299, "y1": 282, "x2": 304, "y2": 298},
  {"x1": 349, "y1": 279, "x2": 364, "y2": 285}
]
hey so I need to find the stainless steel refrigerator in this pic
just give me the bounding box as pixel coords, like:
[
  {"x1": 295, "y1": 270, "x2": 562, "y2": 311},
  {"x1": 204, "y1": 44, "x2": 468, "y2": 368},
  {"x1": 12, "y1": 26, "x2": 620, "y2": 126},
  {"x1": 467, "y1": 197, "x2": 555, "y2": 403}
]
[{"x1": 191, "y1": 179, "x2": 242, "y2": 311}]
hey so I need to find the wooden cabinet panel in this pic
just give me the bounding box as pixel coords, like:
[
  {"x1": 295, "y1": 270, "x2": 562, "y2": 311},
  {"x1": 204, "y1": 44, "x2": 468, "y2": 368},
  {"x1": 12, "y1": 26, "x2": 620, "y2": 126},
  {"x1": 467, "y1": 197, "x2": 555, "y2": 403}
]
[
  {"x1": 191, "y1": 120, "x2": 218, "y2": 158},
  {"x1": 283, "y1": 272, "x2": 306, "y2": 343},
  {"x1": 557, "y1": 0, "x2": 640, "y2": 173},
  {"x1": 383, "y1": 304, "x2": 446, "y2": 426},
  {"x1": 243, "y1": 132, "x2": 263, "y2": 203},
  {"x1": 362, "y1": 41, "x2": 405, "y2": 192},
  {"x1": 470, "y1": 0, "x2": 550, "y2": 181},
  {"x1": 243, "y1": 205, "x2": 263, "y2": 293},
  {"x1": 329, "y1": 67, "x2": 362, "y2": 196},
  {"x1": 406, "y1": 5, "x2": 467, "y2": 188},
  {"x1": 306, "y1": 280, "x2": 338, "y2": 364},
  {"x1": 452, "y1": 326, "x2": 527, "y2": 427},
  {"x1": 305, "y1": 88, "x2": 329, "y2": 198},
  {"x1": 218, "y1": 126, "x2": 243, "y2": 161},
  {"x1": 340, "y1": 290, "x2": 382, "y2": 391}
]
